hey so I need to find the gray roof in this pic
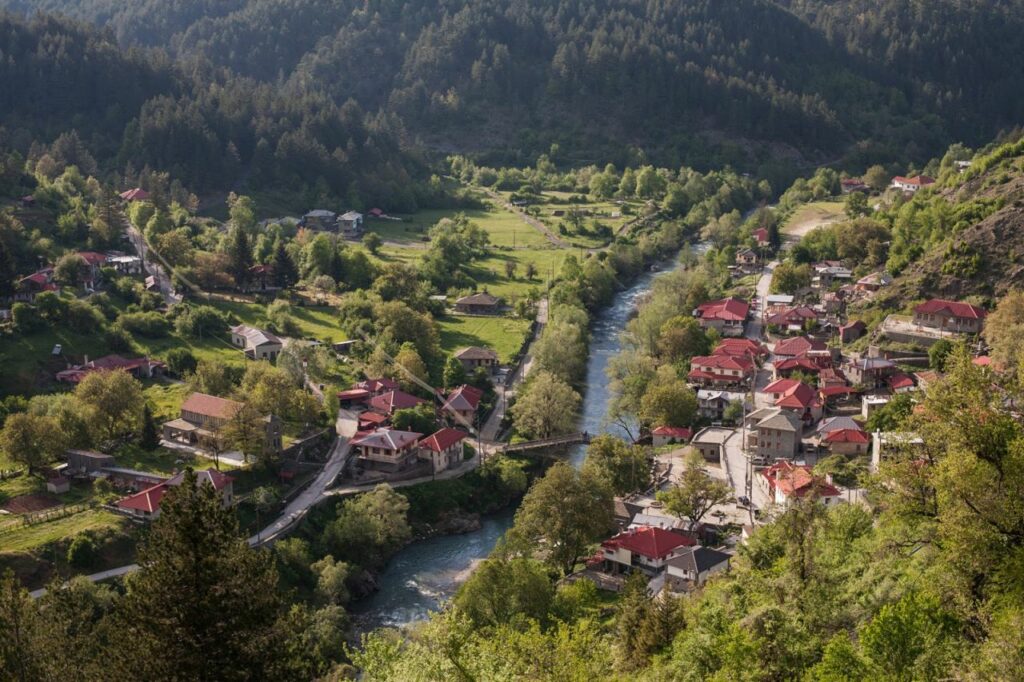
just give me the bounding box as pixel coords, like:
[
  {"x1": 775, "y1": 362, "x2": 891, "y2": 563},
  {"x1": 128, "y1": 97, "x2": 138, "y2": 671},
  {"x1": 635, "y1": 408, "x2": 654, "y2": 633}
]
[
  {"x1": 231, "y1": 324, "x2": 282, "y2": 348},
  {"x1": 816, "y1": 416, "x2": 861, "y2": 435},
  {"x1": 750, "y1": 407, "x2": 802, "y2": 431},
  {"x1": 304, "y1": 209, "x2": 336, "y2": 218},
  {"x1": 692, "y1": 427, "x2": 734, "y2": 446},
  {"x1": 339, "y1": 211, "x2": 363, "y2": 221},
  {"x1": 667, "y1": 546, "x2": 732, "y2": 574}
]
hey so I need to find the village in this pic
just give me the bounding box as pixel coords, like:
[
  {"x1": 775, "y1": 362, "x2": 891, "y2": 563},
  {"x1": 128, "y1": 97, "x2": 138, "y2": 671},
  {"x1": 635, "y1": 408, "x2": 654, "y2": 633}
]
[{"x1": 0, "y1": 162, "x2": 994, "y2": 603}]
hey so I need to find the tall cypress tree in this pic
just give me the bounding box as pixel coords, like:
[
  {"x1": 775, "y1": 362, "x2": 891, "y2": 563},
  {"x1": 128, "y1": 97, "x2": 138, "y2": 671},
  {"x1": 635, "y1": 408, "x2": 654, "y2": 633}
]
[
  {"x1": 112, "y1": 470, "x2": 290, "y2": 680},
  {"x1": 139, "y1": 403, "x2": 159, "y2": 451},
  {"x1": 272, "y1": 240, "x2": 298, "y2": 289},
  {"x1": 226, "y1": 226, "x2": 253, "y2": 290}
]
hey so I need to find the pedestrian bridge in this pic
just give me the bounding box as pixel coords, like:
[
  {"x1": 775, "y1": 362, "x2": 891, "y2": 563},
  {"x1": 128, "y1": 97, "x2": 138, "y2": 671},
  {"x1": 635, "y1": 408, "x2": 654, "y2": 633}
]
[{"x1": 498, "y1": 431, "x2": 590, "y2": 454}]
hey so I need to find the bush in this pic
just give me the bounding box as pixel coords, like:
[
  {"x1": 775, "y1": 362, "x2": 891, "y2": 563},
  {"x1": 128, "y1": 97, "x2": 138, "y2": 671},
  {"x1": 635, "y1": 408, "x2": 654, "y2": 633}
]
[
  {"x1": 67, "y1": 535, "x2": 97, "y2": 569},
  {"x1": 117, "y1": 311, "x2": 171, "y2": 338},
  {"x1": 166, "y1": 348, "x2": 198, "y2": 376},
  {"x1": 11, "y1": 302, "x2": 43, "y2": 333}
]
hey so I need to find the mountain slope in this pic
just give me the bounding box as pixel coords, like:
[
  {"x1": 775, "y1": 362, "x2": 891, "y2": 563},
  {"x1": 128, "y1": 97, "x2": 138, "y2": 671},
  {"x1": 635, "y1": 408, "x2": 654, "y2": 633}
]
[{"x1": 7, "y1": 0, "x2": 1024, "y2": 170}]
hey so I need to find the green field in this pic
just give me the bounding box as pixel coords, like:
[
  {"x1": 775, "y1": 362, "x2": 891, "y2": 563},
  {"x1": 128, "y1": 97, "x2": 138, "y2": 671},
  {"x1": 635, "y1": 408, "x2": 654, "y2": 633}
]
[
  {"x1": 0, "y1": 509, "x2": 127, "y2": 553},
  {"x1": 437, "y1": 315, "x2": 533, "y2": 363},
  {"x1": 781, "y1": 200, "x2": 846, "y2": 238},
  {"x1": 381, "y1": 201, "x2": 552, "y2": 249}
]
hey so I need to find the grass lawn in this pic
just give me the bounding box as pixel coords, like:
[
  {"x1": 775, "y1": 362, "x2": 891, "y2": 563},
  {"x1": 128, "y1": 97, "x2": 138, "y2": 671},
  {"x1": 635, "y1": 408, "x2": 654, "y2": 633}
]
[
  {"x1": 385, "y1": 203, "x2": 551, "y2": 249},
  {"x1": 0, "y1": 509, "x2": 128, "y2": 553},
  {"x1": 782, "y1": 200, "x2": 845, "y2": 238},
  {"x1": 437, "y1": 315, "x2": 533, "y2": 363},
  {"x1": 202, "y1": 298, "x2": 345, "y2": 343}
]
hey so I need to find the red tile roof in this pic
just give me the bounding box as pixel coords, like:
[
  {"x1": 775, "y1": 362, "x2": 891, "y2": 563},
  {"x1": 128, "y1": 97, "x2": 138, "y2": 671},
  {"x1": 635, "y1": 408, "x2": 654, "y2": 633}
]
[
  {"x1": 652, "y1": 426, "x2": 693, "y2": 440},
  {"x1": 972, "y1": 356, "x2": 992, "y2": 367},
  {"x1": 773, "y1": 336, "x2": 827, "y2": 357},
  {"x1": 443, "y1": 384, "x2": 483, "y2": 413},
  {"x1": 888, "y1": 373, "x2": 916, "y2": 390},
  {"x1": 117, "y1": 483, "x2": 168, "y2": 513},
  {"x1": 337, "y1": 388, "x2": 371, "y2": 400},
  {"x1": 767, "y1": 306, "x2": 819, "y2": 327},
  {"x1": 774, "y1": 356, "x2": 820, "y2": 373},
  {"x1": 823, "y1": 428, "x2": 870, "y2": 444},
  {"x1": 713, "y1": 338, "x2": 767, "y2": 358},
  {"x1": 690, "y1": 354, "x2": 754, "y2": 372},
  {"x1": 368, "y1": 390, "x2": 427, "y2": 414},
  {"x1": 119, "y1": 187, "x2": 150, "y2": 201},
  {"x1": 762, "y1": 460, "x2": 840, "y2": 499},
  {"x1": 763, "y1": 378, "x2": 802, "y2": 395},
  {"x1": 602, "y1": 526, "x2": 696, "y2": 560},
  {"x1": 180, "y1": 393, "x2": 244, "y2": 420},
  {"x1": 754, "y1": 228, "x2": 769, "y2": 242},
  {"x1": 420, "y1": 428, "x2": 468, "y2": 452},
  {"x1": 913, "y1": 298, "x2": 986, "y2": 320},
  {"x1": 696, "y1": 297, "x2": 749, "y2": 322},
  {"x1": 358, "y1": 378, "x2": 401, "y2": 393}
]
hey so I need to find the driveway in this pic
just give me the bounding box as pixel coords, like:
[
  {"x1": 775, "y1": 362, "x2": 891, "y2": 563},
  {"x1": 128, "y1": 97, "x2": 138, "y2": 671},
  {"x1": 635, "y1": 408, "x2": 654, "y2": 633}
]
[{"x1": 123, "y1": 213, "x2": 181, "y2": 305}]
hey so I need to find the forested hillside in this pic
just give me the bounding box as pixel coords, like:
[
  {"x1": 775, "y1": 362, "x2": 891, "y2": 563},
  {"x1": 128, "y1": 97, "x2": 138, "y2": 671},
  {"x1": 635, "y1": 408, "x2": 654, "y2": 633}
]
[
  {"x1": 6, "y1": 0, "x2": 1024, "y2": 172},
  {"x1": 0, "y1": 12, "x2": 427, "y2": 209}
]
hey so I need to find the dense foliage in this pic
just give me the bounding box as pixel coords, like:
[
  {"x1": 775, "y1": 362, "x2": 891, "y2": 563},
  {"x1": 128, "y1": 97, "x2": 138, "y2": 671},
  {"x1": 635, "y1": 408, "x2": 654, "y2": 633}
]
[{"x1": 5, "y1": 0, "x2": 1024, "y2": 175}]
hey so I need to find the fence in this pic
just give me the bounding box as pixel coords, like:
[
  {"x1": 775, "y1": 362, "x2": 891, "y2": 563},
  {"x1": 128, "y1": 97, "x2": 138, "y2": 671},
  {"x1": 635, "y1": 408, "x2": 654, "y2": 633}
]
[{"x1": 0, "y1": 501, "x2": 97, "y2": 536}]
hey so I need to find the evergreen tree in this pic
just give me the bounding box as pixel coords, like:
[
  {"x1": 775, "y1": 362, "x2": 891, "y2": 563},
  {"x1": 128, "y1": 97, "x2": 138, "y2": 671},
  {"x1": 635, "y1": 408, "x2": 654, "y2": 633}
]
[
  {"x1": 226, "y1": 226, "x2": 253, "y2": 289},
  {"x1": 443, "y1": 356, "x2": 467, "y2": 389},
  {"x1": 272, "y1": 240, "x2": 298, "y2": 289},
  {"x1": 139, "y1": 403, "x2": 159, "y2": 451},
  {"x1": 112, "y1": 470, "x2": 290, "y2": 680}
]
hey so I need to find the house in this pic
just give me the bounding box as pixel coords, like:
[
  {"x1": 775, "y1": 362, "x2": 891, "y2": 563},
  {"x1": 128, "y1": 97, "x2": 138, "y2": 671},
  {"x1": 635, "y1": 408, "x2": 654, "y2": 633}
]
[
  {"x1": 101, "y1": 467, "x2": 168, "y2": 491},
  {"x1": 912, "y1": 370, "x2": 941, "y2": 392},
  {"x1": 229, "y1": 325, "x2": 283, "y2": 361},
  {"x1": 753, "y1": 227, "x2": 770, "y2": 247},
  {"x1": 773, "y1": 355, "x2": 821, "y2": 380},
  {"x1": 762, "y1": 460, "x2": 841, "y2": 507},
  {"x1": 442, "y1": 384, "x2": 482, "y2": 426},
  {"x1": 772, "y1": 336, "x2": 828, "y2": 360},
  {"x1": 912, "y1": 299, "x2": 986, "y2": 334},
  {"x1": 764, "y1": 294, "x2": 795, "y2": 317},
  {"x1": 745, "y1": 408, "x2": 803, "y2": 461},
  {"x1": 665, "y1": 546, "x2": 732, "y2": 592},
  {"x1": 862, "y1": 394, "x2": 890, "y2": 420},
  {"x1": 839, "y1": 320, "x2": 867, "y2": 344},
  {"x1": 368, "y1": 390, "x2": 428, "y2": 416},
  {"x1": 454, "y1": 292, "x2": 501, "y2": 315},
  {"x1": 691, "y1": 427, "x2": 733, "y2": 464},
  {"x1": 368, "y1": 208, "x2": 386, "y2": 218},
  {"x1": 735, "y1": 248, "x2": 758, "y2": 267},
  {"x1": 162, "y1": 392, "x2": 282, "y2": 454},
  {"x1": 56, "y1": 354, "x2": 166, "y2": 384},
  {"x1": 336, "y1": 388, "x2": 371, "y2": 410},
  {"x1": 954, "y1": 160, "x2": 972, "y2": 173},
  {"x1": 75, "y1": 251, "x2": 108, "y2": 287},
  {"x1": 419, "y1": 428, "x2": 467, "y2": 473},
  {"x1": 628, "y1": 513, "x2": 688, "y2": 532},
  {"x1": 856, "y1": 272, "x2": 892, "y2": 293},
  {"x1": 64, "y1": 449, "x2": 116, "y2": 475},
  {"x1": 338, "y1": 211, "x2": 364, "y2": 238},
  {"x1": 844, "y1": 356, "x2": 897, "y2": 387},
  {"x1": 762, "y1": 379, "x2": 823, "y2": 422},
  {"x1": 358, "y1": 410, "x2": 389, "y2": 432},
  {"x1": 357, "y1": 378, "x2": 401, "y2": 396},
  {"x1": 891, "y1": 175, "x2": 935, "y2": 193},
  {"x1": 816, "y1": 416, "x2": 861, "y2": 437},
  {"x1": 840, "y1": 178, "x2": 868, "y2": 194},
  {"x1": 299, "y1": 209, "x2": 337, "y2": 230},
  {"x1": 694, "y1": 297, "x2": 749, "y2": 337},
  {"x1": 13, "y1": 270, "x2": 59, "y2": 303},
  {"x1": 822, "y1": 428, "x2": 870, "y2": 455},
  {"x1": 119, "y1": 188, "x2": 150, "y2": 202},
  {"x1": 454, "y1": 346, "x2": 499, "y2": 374},
  {"x1": 888, "y1": 372, "x2": 917, "y2": 394},
  {"x1": 246, "y1": 264, "x2": 275, "y2": 291},
  {"x1": 818, "y1": 367, "x2": 849, "y2": 389},
  {"x1": 600, "y1": 526, "x2": 696, "y2": 576},
  {"x1": 117, "y1": 468, "x2": 234, "y2": 520},
  {"x1": 713, "y1": 338, "x2": 768, "y2": 361},
  {"x1": 20, "y1": 194, "x2": 35, "y2": 208},
  {"x1": 687, "y1": 354, "x2": 755, "y2": 388},
  {"x1": 651, "y1": 426, "x2": 692, "y2": 447},
  {"x1": 812, "y1": 263, "x2": 853, "y2": 290},
  {"x1": 696, "y1": 390, "x2": 745, "y2": 421},
  {"x1": 107, "y1": 254, "x2": 143, "y2": 275},
  {"x1": 351, "y1": 428, "x2": 423, "y2": 472},
  {"x1": 766, "y1": 306, "x2": 819, "y2": 332}
]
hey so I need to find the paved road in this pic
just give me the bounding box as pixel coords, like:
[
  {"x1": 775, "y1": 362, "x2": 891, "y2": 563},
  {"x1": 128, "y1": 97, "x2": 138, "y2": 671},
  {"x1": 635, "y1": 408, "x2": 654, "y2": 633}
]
[
  {"x1": 324, "y1": 448, "x2": 483, "y2": 499},
  {"x1": 248, "y1": 433, "x2": 351, "y2": 545},
  {"x1": 123, "y1": 212, "x2": 181, "y2": 305},
  {"x1": 480, "y1": 298, "x2": 546, "y2": 442},
  {"x1": 32, "y1": 428, "x2": 354, "y2": 598}
]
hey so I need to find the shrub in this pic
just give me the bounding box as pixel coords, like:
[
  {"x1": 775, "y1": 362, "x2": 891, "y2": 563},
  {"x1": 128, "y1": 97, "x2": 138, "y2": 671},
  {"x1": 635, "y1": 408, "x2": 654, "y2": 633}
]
[{"x1": 67, "y1": 535, "x2": 97, "y2": 569}]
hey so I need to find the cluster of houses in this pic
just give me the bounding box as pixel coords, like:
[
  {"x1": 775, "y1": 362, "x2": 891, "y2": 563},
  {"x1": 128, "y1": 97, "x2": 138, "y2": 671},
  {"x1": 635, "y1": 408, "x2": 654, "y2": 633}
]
[
  {"x1": 295, "y1": 208, "x2": 373, "y2": 239},
  {"x1": 337, "y1": 344, "x2": 502, "y2": 478},
  {"x1": 580, "y1": 500, "x2": 733, "y2": 595},
  {"x1": 2, "y1": 250, "x2": 143, "y2": 311}
]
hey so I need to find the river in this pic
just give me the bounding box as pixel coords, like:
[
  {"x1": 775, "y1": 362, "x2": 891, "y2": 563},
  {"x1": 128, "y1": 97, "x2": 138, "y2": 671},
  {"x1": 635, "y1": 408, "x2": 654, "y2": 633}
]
[{"x1": 350, "y1": 261, "x2": 680, "y2": 631}]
